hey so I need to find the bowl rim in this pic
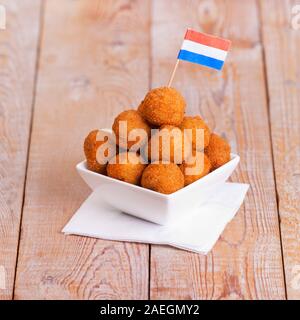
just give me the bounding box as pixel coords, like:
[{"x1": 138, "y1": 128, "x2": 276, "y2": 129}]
[{"x1": 77, "y1": 153, "x2": 240, "y2": 199}]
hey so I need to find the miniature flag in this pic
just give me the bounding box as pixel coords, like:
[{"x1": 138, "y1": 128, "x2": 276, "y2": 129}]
[{"x1": 178, "y1": 29, "x2": 231, "y2": 70}]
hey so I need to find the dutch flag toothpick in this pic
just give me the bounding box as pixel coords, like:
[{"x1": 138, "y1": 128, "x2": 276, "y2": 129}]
[{"x1": 168, "y1": 29, "x2": 231, "y2": 87}]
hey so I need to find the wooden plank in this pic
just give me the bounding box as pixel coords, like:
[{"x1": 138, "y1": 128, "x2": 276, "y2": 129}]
[
  {"x1": 150, "y1": 0, "x2": 286, "y2": 299},
  {"x1": 260, "y1": 0, "x2": 300, "y2": 299},
  {"x1": 0, "y1": 0, "x2": 41, "y2": 300},
  {"x1": 14, "y1": 0, "x2": 150, "y2": 299}
]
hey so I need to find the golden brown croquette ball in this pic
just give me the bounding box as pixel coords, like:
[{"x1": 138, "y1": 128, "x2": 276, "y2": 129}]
[
  {"x1": 140, "y1": 87, "x2": 186, "y2": 126},
  {"x1": 205, "y1": 133, "x2": 231, "y2": 170},
  {"x1": 84, "y1": 129, "x2": 116, "y2": 174},
  {"x1": 147, "y1": 125, "x2": 192, "y2": 164},
  {"x1": 179, "y1": 116, "x2": 211, "y2": 150},
  {"x1": 107, "y1": 152, "x2": 147, "y2": 185},
  {"x1": 180, "y1": 152, "x2": 211, "y2": 186},
  {"x1": 141, "y1": 163, "x2": 184, "y2": 194},
  {"x1": 112, "y1": 109, "x2": 151, "y2": 150}
]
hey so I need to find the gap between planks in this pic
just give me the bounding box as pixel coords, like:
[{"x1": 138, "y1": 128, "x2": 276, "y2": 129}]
[
  {"x1": 256, "y1": 0, "x2": 287, "y2": 299},
  {"x1": 12, "y1": 0, "x2": 46, "y2": 299}
]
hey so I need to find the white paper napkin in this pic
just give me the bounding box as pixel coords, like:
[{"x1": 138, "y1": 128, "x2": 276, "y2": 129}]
[{"x1": 62, "y1": 183, "x2": 249, "y2": 254}]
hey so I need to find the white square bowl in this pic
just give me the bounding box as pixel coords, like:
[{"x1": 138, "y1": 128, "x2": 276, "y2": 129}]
[{"x1": 76, "y1": 153, "x2": 240, "y2": 225}]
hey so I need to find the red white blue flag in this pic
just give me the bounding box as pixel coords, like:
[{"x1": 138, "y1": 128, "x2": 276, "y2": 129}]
[{"x1": 178, "y1": 29, "x2": 231, "y2": 70}]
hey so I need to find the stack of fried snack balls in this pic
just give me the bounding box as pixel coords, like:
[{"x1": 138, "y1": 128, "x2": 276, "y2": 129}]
[{"x1": 84, "y1": 87, "x2": 231, "y2": 195}]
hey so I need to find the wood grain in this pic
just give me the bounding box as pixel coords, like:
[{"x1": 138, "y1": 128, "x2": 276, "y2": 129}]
[
  {"x1": 260, "y1": 0, "x2": 300, "y2": 299},
  {"x1": 0, "y1": 0, "x2": 41, "y2": 300},
  {"x1": 149, "y1": 0, "x2": 286, "y2": 299},
  {"x1": 14, "y1": 0, "x2": 150, "y2": 299}
]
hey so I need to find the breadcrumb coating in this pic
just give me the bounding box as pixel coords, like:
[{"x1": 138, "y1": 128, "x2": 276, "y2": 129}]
[
  {"x1": 107, "y1": 152, "x2": 146, "y2": 185},
  {"x1": 112, "y1": 109, "x2": 151, "y2": 150},
  {"x1": 180, "y1": 151, "x2": 211, "y2": 186},
  {"x1": 205, "y1": 133, "x2": 231, "y2": 170},
  {"x1": 141, "y1": 163, "x2": 184, "y2": 194},
  {"x1": 84, "y1": 129, "x2": 115, "y2": 174},
  {"x1": 179, "y1": 116, "x2": 211, "y2": 150},
  {"x1": 140, "y1": 87, "x2": 186, "y2": 126},
  {"x1": 147, "y1": 125, "x2": 192, "y2": 164}
]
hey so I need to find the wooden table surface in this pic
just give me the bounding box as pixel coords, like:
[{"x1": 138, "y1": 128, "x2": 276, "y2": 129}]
[{"x1": 0, "y1": 0, "x2": 299, "y2": 300}]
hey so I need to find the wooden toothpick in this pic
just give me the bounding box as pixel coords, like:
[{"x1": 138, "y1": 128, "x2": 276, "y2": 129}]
[{"x1": 167, "y1": 59, "x2": 180, "y2": 87}]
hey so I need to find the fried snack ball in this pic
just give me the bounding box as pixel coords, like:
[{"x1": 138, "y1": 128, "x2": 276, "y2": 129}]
[
  {"x1": 141, "y1": 163, "x2": 184, "y2": 194},
  {"x1": 179, "y1": 116, "x2": 211, "y2": 150},
  {"x1": 107, "y1": 152, "x2": 147, "y2": 185},
  {"x1": 205, "y1": 133, "x2": 231, "y2": 170},
  {"x1": 180, "y1": 151, "x2": 211, "y2": 186},
  {"x1": 139, "y1": 87, "x2": 186, "y2": 126},
  {"x1": 147, "y1": 125, "x2": 192, "y2": 164},
  {"x1": 112, "y1": 109, "x2": 151, "y2": 150},
  {"x1": 84, "y1": 129, "x2": 116, "y2": 174}
]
